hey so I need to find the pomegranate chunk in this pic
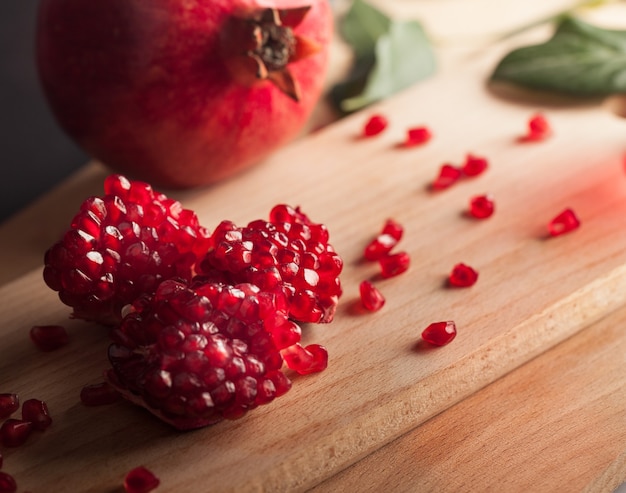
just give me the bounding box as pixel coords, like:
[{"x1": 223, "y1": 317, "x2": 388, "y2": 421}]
[
  {"x1": 0, "y1": 394, "x2": 19, "y2": 419},
  {"x1": 0, "y1": 419, "x2": 33, "y2": 448},
  {"x1": 379, "y1": 252, "x2": 410, "y2": 278},
  {"x1": 0, "y1": 472, "x2": 17, "y2": 493},
  {"x1": 548, "y1": 208, "x2": 580, "y2": 236},
  {"x1": 363, "y1": 114, "x2": 388, "y2": 137},
  {"x1": 29, "y1": 325, "x2": 69, "y2": 352},
  {"x1": 124, "y1": 466, "x2": 160, "y2": 493},
  {"x1": 432, "y1": 164, "x2": 462, "y2": 190},
  {"x1": 404, "y1": 126, "x2": 432, "y2": 146},
  {"x1": 469, "y1": 194, "x2": 495, "y2": 219},
  {"x1": 448, "y1": 263, "x2": 479, "y2": 288},
  {"x1": 521, "y1": 113, "x2": 551, "y2": 142},
  {"x1": 359, "y1": 281, "x2": 385, "y2": 312},
  {"x1": 80, "y1": 382, "x2": 121, "y2": 407},
  {"x1": 462, "y1": 153, "x2": 488, "y2": 177},
  {"x1": 21, "y1": 399, "x2": 52, "y2": 431},
  {"x1": 282, "y1": 343, "x2": 328, "y2": 375},
  {"x1": 422, "y1": 321, "x2": 457, "y2": 346}
]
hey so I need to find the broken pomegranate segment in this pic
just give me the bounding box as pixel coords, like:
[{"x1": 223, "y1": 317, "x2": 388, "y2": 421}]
[
  {"x1": 469, "y1": 194, "x2": 495, "y2": 219},
  {"x1": 462, "y1": 153, "x2": 488, "y2": 177},
  {"x1": 404, "y1": 126, "x2": 432, "y2": 147},
  {"x1": 0, "y1": 419, "x2": 33, "y2": 448},
  {"x1": 80, "y1": 382, "x2": 122, "y2": 407},
  {"x1": 422, "y1": 321, "x2": 457, "y2": 346},
  {"x1": 281, "y1": 343, "x2": 328, "y2": 375},
  {"x1": 0, "y1": 472, "x2": 17, "y2": 493},
  {"x1": 548, "y1": 208, "x2": 580, "y2": 236},
  {"x1": 359, "y1": 281, "x2": 385, "y2": 312},
  {"x1": 0, "y1": 394, "x2": 19, "y2": 420},
  {"x1": 432, "y1": 164, "x2": 462, "y2": 190},
  {"x1": 29, "y1": 325, "x2": 69, "y2": 351},
  {"x1": 448, "y1": 263, "x2": 479, "y2": 288},
  {"x1": 21, "y1": 399, "x2": 52, "y2": 431},
  {"x1": 379, "y1": 252, "x2": 410, "y2": 278},
  {"x1": 363, "y1": 114, "x2": 388, "y2": 137},
  {"x1": 124, "y1": 466, "x2": 160, "y2": 493}
]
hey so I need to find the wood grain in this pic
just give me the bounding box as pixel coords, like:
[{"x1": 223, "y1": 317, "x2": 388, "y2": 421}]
[{"x1": 2, "y1": 2, "x2": 626, "y2": 491}]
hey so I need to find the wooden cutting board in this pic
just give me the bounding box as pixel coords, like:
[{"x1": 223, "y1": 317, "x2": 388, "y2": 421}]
[{"x1": 2, "y1": 5, "x2": 626, "y2": 492}]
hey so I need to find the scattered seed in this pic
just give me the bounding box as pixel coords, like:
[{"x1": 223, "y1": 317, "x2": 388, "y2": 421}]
[
  {"x1": 422, "y1": 321, "x2": 457, "y2": 346},
  {"x1": 359, "y1": 281, "x2": 385, "y2": 312},
  {"x1": 29, "y1": 325, "x2": 69, "y2": 352},
  {"x1": 379, "y1": 252, "x2": 410, "y2": 278},
  {"x1": 0, "y1": 471, "x2": 17, "y2": 493},
  {"x1": 362, "y1": 114, "x2": 388, "y2": 137},
  {"x1": 448, "y1": 263, "x2": 479, "y2": 288},
  {"x1": 404, "y1": 126, "x2": 432, "y2": 147},
  {"x1": 0, "y1": 419, "x2": 33, "y2": 448},
  {"x1": 469, "y1": 194, "x2": 495, "y2": 219},
  {"x1": 548, "y1": 208, "x2": 580, "y2": 236},
  {"x1": 124, "y1": 466, "x2": 160, "y2": 493},
  {"x1": 0, "y1": 395, "x2": 19, "y2": 420}
]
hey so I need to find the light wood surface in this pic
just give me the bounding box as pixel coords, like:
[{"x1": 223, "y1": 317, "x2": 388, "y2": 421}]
[{"x1": 1, "y1": 1, "x2": 625, "y2": 491}]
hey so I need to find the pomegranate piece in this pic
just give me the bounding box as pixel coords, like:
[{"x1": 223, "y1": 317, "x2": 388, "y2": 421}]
[
  {"x1": 359, "y1": 281, "x2": 385, "y2": 312},
  {"x1": 364, "y1": 219, "x2": 404, "y2": 261},
  {"x1": 404, "y1": 126, "x2": 432, "y2": 147},
  {"x1": 522, "y1": 113, "x2": 551, "y2": 141},
  {"x1": 462, "y1": 153, "x2": 488, "y2": 177},
  {"x1": 381, "y1": 219, "x2": 404, "y2": 241},
  {"x1": 432, "y1": 164, "x2": 462, "y2": 190},
  {"x1": 363, "y1": 114, "x2": 388, "y2": 137},
  {"x1": 448, "y1": 263, "x2": 479, "y2": 288},
  {"x1": 0, "y1": 472, "x2": 17, "y2": 493},
  {"x1": 548, "y1": 208, "x2": 580, "y2": 236},
  {"x1": 124, "y1": 466, "x2": 160, "y2": 493},
  {"x1": 80, "y1": 382, "x2": 121, "y2": 407},
  {"x1": 0, "y1": 394, "x2": 19, "y2": 420},
  {"x1": 379, "y1": 252, "x2": 410, "y2": 278},
  {"x1": 421, "y1": 321, "x2": 457, "y2": 346},
  {"x1": 469, "y1": 194, "x2": 495, "y2": 219},
  {"x1": 21, "y1": 399, "x2": 52, "y2": 431},
  {"x1": 29, "y1": 325, "x2": 69, "y2": 351},
  {"x1": 281, "y1": 343, "x2": 328, "y2": 375},
  {"x1": 0, "y1": 419, "x2": 33, "y2": 448},
  {"x1": 42, "y1": 174, "x2": 211, "y2": 326}
]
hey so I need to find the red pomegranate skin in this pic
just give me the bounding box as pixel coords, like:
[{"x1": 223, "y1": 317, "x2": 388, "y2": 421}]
[{"x1": 36, "y1": 0, "x2": 333, "y2": 188}]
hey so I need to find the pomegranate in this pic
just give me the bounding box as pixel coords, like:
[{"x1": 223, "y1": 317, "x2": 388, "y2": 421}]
[{"x1": 36, "y1": 0, "x2": 333, "y2": 188}]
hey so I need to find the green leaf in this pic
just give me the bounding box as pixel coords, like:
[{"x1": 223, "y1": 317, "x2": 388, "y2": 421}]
[
  {"x1": 331, "y1": 0, "x2": 436, "y2": 113},
  {"x1": 341, "y1": 20, "x2": 436, "y2": 112},
  {"x1": 491, "y1": 16, "x2": 626, "y2": 96}
]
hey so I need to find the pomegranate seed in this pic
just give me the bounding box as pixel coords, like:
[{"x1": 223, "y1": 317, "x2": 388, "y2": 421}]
[
  {"x1": 282, "y1": 343, "x2": 328, "y2": 375},
  {"x1": 521, "y1": 113, "x2": 551, "y2": 141},
  {"x1": 448, "y1": 263, "x2": 479, "y2": 287},
  {"x1": 0, "y1": 394, "x2": 19, "y2": 420},
  {"x1": 359, "y1": 281, "x2": 385, "y2": 312},
  {"x1": 381, "y1": 219, "x2": 403, "y2": 241},
  {"x1": 548, "y1": 208, "x2": 580, "y2": 236},
  {"x1": 0, "y1": 472, "x2": 16, "y2": 493},
  {"x1": 21, "y1": 399, "x2": 52, "y2": 431},
  {"x1": 462, "y1": 154, "x2": 488, "y2": 177},
  {"x1": 469, "y1": 194, "x2": 495, "y2": 219},
  {"x1": 124, "y1": 466, "x2": 160, "y2": 493},
  {"x1": 363, "y1": 114, "x2": 388, "y2": 137},
  {"x1": 404, "y1": 126, "x2": 432, "y2": 146},
  {"x1": 379, "y1": 252, "x2": 410, "y2": 278},
  {"x1": 29, "y1": 325, "x2": 69, "y2": 352},
  {"x1": 80, "y1": 382, "x2": 121, "y2": 407},
  {"x1": 422, "y1": 321, "x2": 457, "y2": 346},
  {"x1": 432, "y1": 164, "x2": 462, "y2": 190},
  {"x1": 0, "y1": 419, "x2": 33, "y2": 448},
  {"x1": 364, "y1": 234, "x2": 397, "y2": 261}
]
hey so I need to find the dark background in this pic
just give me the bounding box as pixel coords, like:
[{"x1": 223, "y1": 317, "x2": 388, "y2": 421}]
[{"x1": 1, "y1": 1, "x2": 88, "y2": 225}]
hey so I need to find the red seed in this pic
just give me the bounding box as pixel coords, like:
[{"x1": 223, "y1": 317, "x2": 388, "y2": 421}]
[
  {"x1": 449, "y1": 263, "x2": 479, "y2": 288},
  {"x1": 21, "y1": 399, "x2": 52, "y2": 431},
  {"x1": 432, "y1": 164, "x2": 462, "y2": 190},
  {"x1": 363, "y1": 114, "x2": 388, "y2": 137},
  {"x1": 0, "y1": 419, "x2": 33, "y2": 448},
  {"x1": 0, "y1": 394, "x2": 19, "y2": 420},
  {"x1": 462, "y1": 153, "x2": 488, "y2": 177},
  {"x1": 80, "y1": 382, "x2": 121, "y2": 407},
  {"x1": 548, "y1": 208, "x2": 580, "y2": 236},
  {"x1": 422, "y1": 321, "x2": 457, "y2": 346},
  {"x1": 522, "y1": 113, "x2": 551, "y2": 141},
  {"x1": 359, "y1": 281, "x2": 385, "y2": 312},
  {"x1": 381, "y1": 219, "x2": 403, "y2": 241},
  {"x1": 364, "y1": 234, "x2": 397, "y2": 261},
  {"x1": 29, "y1": 325, "x2": 69, "y2": 352},
  {"x1": 379, "y1": 252, "x2": 410, "y2": 278},
  {"x1": 469, "y1": 194, "x2": 495, "y2": 219},
  {"x1": 0, "y1": 451, "x2": 3, "y2": 468},
  {"x1": 404, "y1": 126, "x2": 432, "y2": 146},
  {"x1": 0, "y1": 472, "x2": 17, "y2": 493},
  {"x1": 282, "y1": 343, "x2": 328, "y2": 375},
  {"x1": 124, "y1": 466, "x2": 160, "y2": 493}
]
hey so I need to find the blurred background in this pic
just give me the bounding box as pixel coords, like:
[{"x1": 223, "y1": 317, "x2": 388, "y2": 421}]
[{"x1": 0, "y1": 1, "x2": 88, "y2": 225}]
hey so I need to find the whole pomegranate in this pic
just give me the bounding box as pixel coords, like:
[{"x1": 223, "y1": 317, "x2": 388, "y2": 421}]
[{"x1": 36, "y1": 0, "x2": 333, "y2": 188}]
